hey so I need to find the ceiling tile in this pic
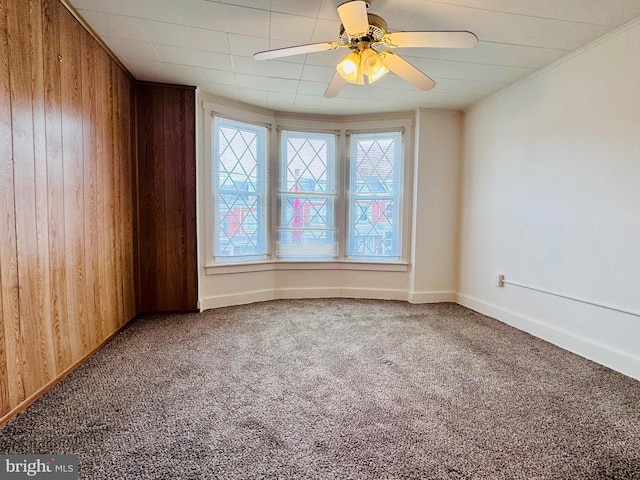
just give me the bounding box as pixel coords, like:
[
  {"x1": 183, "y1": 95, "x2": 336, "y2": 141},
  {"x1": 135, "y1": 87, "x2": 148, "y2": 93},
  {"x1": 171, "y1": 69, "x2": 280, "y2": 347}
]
[
  {"x1": 138, "y1": 19, "x2": 192, "y2": 48},
  {"x1": 213, "y1": 0, "x2": 271, "y2": 10},
  {"x1": 270, "y1": 0, "x2": 322, "y2": 17},
  {"x1": 228, "y1": 34, "x2": 270, "y2": 57},
  {"x1": 401, "y1": 2, "x2": 612, "y2": 50},
  {"x1": 67, "y1": 0, "x2": 640, "y2": 115},
  {"x1": 154, "y1": 44, "x2": 233, "y2": 70},
  {"x1": 267, "y1": 91, "x2": 297, "y2": 107},
  {"x1": 77, "y1": 10, "x2": 144, "y2": 41},
  {"x1": 183, "y1": 27, "x2": 231, "y2": 54},
  {"x1": 124, "y1": 60, "x2": 170, "y2": 83},
  {"x1": 232, "y1": 56, "x2": 269, "y2": 76},
  {"x1": 267, "y1": 78, "x2": 300, "y2": 94},
  {"x1": 201, "y1": 82, "x2": 240, "y2": 101},
  {"x1": 236, "y1": 73, "x2": 268, "y2": 90},
  {"x1": 301, "y1": 64, "x2": 337, "y2": 83},
  {"x1": 270, "y1": 12, "x2": 317, "y2": 44},
  {"x1": 103, "y1": 37, "x2": 161, "y2": 62},
  {"x1": 408, "y1": 55, "x2": 535, "y2": 83},
  {"x1": 237, "y1": 88, "x2": 268, "y2": 108},
  {"x1": 267, "y1": 61, "x2": 304, "y2": 80},
  {"x1": 200, "y1": 68, "x2": 237, "y2": 85},
  {"x1": 296, "y1": 81, "x2": 329, "y2": 96},
  {"x1": 317, "y1": 0, "x2": 340, "y2": 21},
  {"x1": 401, "y1": 42, "x2": 569, "y2": 69},
  {"x1": 294, "y1": 94, "x2": 324, "y2": 106},
  {"x1": 162, "y1": 64, "x2": 201, "y2": 85},
  {"x1": 223, "y1": 3, "x2": 270, "y2": 37},
  {"x1": 426, "y1": 0, "x2": 640, "y2": 27},
  {"x1": 311, "y1": 18, "x2": 342, "y2": 43}
]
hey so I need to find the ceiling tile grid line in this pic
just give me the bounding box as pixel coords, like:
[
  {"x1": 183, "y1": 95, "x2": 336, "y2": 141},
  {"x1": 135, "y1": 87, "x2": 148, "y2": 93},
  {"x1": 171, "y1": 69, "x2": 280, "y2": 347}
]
[{"x1": 68, "y1": 0, "x2": 640, "y2": 115}]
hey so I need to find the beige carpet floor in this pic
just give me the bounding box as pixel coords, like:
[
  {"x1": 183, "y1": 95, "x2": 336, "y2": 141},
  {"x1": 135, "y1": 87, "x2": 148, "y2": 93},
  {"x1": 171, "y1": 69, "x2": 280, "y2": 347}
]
[{"x1": 1, "y1": 299, "x2": 639, "y2": 479}]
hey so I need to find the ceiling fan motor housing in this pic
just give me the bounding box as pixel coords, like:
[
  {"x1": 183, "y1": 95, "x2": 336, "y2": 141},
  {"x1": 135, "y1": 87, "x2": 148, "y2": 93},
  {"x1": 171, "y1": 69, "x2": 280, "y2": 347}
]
[{"x1": 339, "y1": 13, "x2": 387, "y2": 47}]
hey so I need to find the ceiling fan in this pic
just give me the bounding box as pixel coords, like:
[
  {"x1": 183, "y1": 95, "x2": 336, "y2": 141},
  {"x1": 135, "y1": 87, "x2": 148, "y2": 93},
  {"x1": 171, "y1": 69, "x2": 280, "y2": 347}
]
[{"x1": 253, "y1": 0, "x2": 478, "y2": 98}]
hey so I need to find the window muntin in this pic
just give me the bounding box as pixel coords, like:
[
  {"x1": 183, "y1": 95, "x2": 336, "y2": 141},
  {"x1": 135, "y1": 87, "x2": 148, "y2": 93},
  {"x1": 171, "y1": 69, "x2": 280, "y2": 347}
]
[
  {"x1": 278, "y1": 131, "x2": 337, "y2": 259},
  {"x1": 206, "y1": 104, "x2": 410, "y2": 268},
  {"x1": 213, "y1": 117, "x2": 267, "y2": 260},
  {"x1": 348, "y1": 131, "x2": 403, "y2": 260}
]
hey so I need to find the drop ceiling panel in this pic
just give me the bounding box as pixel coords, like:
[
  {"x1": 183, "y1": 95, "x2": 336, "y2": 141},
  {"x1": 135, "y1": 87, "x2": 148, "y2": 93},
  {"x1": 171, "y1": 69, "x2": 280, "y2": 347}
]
[
  {"x1": 125, "y1": 60, "x2": 170, "y2": 83},
  {"x1": 215, "y1": 0, "x2": 271, "y2": 10},
  {"x1": 269, "y1": 12, "x2": 317, "y2": 43},
  {"x1": 270, "y1": 0, "x2": 322, "y2": 18},
  {"x1": 183, "y1": 27, "x2": 232, "y2": 54},
  {"x1": 232, "y1": 56, "x2": 268, "y2": 76},
  {"x1": 412, "y1": 42, "x2": 569, "y2": 69},
  {"x1": 68, "y1": 0, "x2": 640, "y2": 115},
  {"x1": 431, "y1": 0, "x2": 640, "y2": 26},
  {"x1": 153, "y1": 44, "x2": 233, "y2": 70},
  {"x1": 78, "y1": 11, "x2": 144, "y2": 41},
  {"x1": 104, "y1": 38, "x2": 161, "y2": 63},
  {"x1": 228, "y1": 34, "x2": 269, "y2": 57},
  {"x1": 223, "y1": 3, "x2": 270, "y2": 37},
  {"x1": 267, "y1": 61, "x2": 305, "y2": 80}
]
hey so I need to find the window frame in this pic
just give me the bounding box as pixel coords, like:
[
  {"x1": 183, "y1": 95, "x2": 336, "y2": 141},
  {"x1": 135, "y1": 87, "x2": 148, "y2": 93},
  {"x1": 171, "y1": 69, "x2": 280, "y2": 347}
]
[
  {"x1": 277, "y1": 129, "x2": 338, "y2": 260},
  {"x1": 347, "y1": 130, "x2": 404, "y2": 261},
  {"x1": 212, "y1": 116, "x2": 269, "y2": 262},
  {"x1": 203, "y1": 100, "x2": 413, "y2": 273}
]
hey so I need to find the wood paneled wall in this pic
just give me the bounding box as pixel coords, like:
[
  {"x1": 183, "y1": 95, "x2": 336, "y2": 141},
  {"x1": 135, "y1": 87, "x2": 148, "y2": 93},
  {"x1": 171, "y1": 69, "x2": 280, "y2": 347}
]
[
  {"x1": 135, "y1": 83, "x2": 197, "y2": 313},
  {"x1": 0, "y1": 0, "x2": 137, "y2": 420}
]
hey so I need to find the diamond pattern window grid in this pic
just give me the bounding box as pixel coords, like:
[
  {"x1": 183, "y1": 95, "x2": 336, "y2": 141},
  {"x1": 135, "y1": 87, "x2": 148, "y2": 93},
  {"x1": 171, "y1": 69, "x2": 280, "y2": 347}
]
[
  {"x1": 349, "y1": 132, "x2": 402, "y2": 259},
  {"x1": 218, "y1": 195, "x2": 260, "y2": 250},
  {"x1": 355, "y1": 138, "x2": 395, "y2": 193},
  {"x1": 278, "y1": 131, "x2": 337, "y2": 258},
  {"x1": 214, "y1": 117, "x2": 267, "y2": 258},
  {"x1": 285, "y1": 137, "x2": 330, "y2": 193},
  {"x1": 218, "y1": 126, "x2": 259, "y2": 192}
]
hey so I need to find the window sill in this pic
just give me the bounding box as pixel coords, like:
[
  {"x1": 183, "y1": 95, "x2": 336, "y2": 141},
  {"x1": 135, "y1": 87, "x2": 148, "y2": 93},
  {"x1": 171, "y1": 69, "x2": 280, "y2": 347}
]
[{"x1": 204, "y1": 260, "x2": 409, "y2": 275}]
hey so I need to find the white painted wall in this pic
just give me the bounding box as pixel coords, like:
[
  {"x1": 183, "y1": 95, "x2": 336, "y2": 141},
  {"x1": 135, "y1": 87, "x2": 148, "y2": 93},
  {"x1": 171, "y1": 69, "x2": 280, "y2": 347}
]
[
  {"x1": 410, "y1": 109, "x2": 462, "y2": 302},
  {"x1": 458, "y1": 20, "x2": 640, "y2": 380}
]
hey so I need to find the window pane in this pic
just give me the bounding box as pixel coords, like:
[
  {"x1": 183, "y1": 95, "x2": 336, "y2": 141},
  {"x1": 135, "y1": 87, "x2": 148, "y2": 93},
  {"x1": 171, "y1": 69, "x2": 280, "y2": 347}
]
[
  {"x1": 214, "y1": 117, "x2": 267, "y2": 259},
  {"x1": 348, "y1": 132, "x2": 403, "y2": 259},
  {"x1": 278, "y1": 131, "x2": 336, "y2": 258}
]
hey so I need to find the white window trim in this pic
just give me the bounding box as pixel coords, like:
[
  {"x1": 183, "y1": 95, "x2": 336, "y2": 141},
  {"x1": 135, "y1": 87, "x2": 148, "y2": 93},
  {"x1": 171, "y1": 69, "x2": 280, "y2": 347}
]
[
  {"x1": 347, "y1": 130, "x2": 404, "y2": 260},
  {"x1": 203, "y1": 101, "x2": 274, "y2": 267},
  {"x1": 203, "y1": 100, "x2": 414, "y2": 274},
  {"x1": 205, "y1": 260, "x2": 409, "y2": 275},
  {"x1": 278, "y1": 129, "x2": 338, "y2": 260},
  {"x1": 212, "y1": 117, "x2": 268, "y2": 261}
]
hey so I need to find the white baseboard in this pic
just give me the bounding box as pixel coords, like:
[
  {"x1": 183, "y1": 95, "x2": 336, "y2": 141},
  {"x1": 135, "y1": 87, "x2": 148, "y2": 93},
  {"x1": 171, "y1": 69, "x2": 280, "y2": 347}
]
[
  {"x1": 338, "y1": 288, "x2": 408, "y2": 301},
  {"x1": 409, "y1": 291, "x2": 457, "y2": 303},
  {"x1": 456, "y1": 293, "x2": 640, "y2": 382},
  {"x1": 199, "y1": 287, "x2": 448, "y2": 310},
  {"x1": 274, "y1": 288, "x2": 343, "y2": 299},
  {"x1": 199, "y1": 289, "x2": 275, "y2": 310}
]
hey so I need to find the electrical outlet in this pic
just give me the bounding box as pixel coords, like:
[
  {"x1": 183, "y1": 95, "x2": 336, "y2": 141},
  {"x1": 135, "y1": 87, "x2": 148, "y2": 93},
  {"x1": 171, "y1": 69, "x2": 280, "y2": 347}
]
[{"x1": 494, "y1": 274, "x2": 505, "y2": 287}]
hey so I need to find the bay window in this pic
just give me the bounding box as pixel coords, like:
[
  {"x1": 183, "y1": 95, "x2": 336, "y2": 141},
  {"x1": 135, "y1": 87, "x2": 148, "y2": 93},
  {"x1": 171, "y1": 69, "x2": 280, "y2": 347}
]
[{"x1": 205, "y1": 102, "x2": 411, "y2": 270}]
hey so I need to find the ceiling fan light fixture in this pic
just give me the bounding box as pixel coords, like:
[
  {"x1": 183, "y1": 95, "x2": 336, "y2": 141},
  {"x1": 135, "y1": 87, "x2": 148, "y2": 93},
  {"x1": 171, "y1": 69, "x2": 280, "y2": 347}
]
[
  {"x1": 337, "y1": 51, "x2": 361, "y2": 82},
  {"x1": 360, "y1": 48, "x2": 388, "y2": 83},
  {"x1": 251, "y1": 0, "x2": 477, "y2": 97},
  {"x1": 367, "y1": 63, "x2": 389, "y2": 83}
]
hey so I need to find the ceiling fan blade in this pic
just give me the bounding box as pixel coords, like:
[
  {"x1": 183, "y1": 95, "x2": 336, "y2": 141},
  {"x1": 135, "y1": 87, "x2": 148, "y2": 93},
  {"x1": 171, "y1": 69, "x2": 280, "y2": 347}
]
[
  {"x1": 324, "y1": 71, "x2": 347, "y2": 98},
  {"x1": 379, "y1": 52, "x2": 436, "y2": 91},
  {"x1": 254, "y1": 42, "x2": 341, "y2": 61},
  {"x1": 337, "y1": 1, "x2": 370, "y2": 37},
  {"x1": 382, "y1": 31, "x2": 478, "y2": 49}
]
